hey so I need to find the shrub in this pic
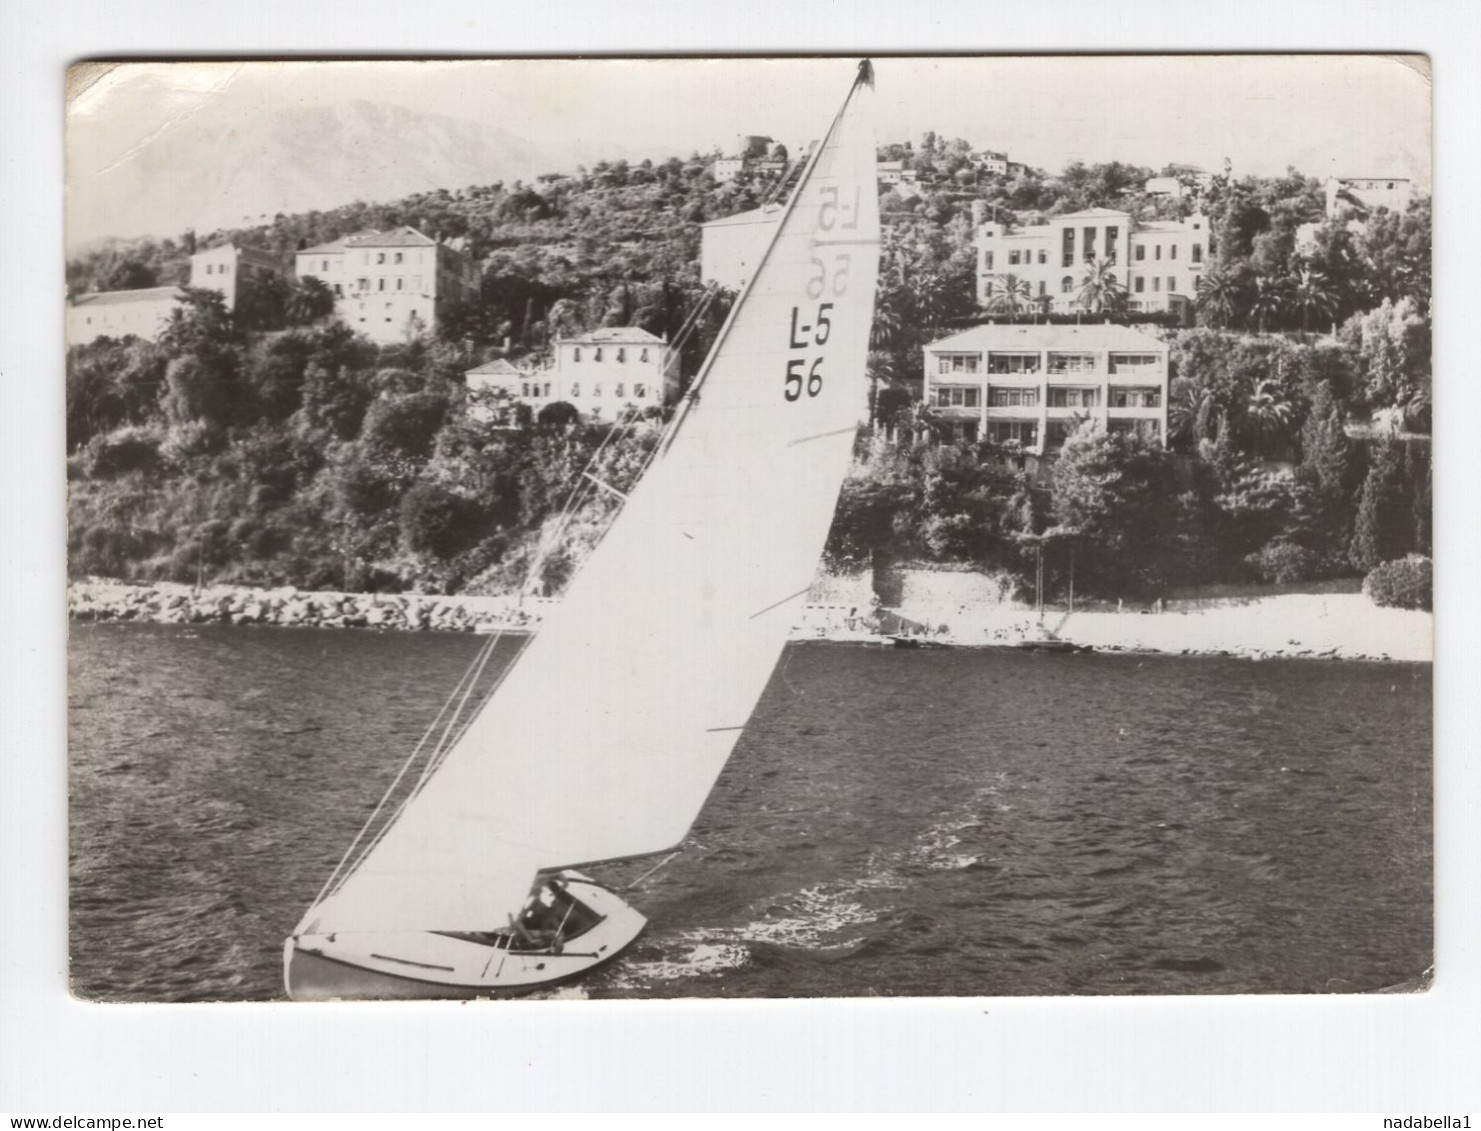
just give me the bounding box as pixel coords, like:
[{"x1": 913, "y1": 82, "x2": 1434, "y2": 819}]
[
  {"x1": 84, "y1": 426, "x2": 163, "y2": 478},
  {"x1": 1363, "y1": 554, "x2": 1431, "y2": 610},
  {"x1": 1245, "y1": 540, "x2": 1320, "y2": 584}
]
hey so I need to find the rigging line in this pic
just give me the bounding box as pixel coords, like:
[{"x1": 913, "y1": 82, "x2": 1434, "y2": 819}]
[
  {"x1": 309, "y1": 630, "x2": 499, "y2": 909},
  {"x1": 626, "y1": 851, "x2": 682, "y2": 890},
  {"x1": 666, "y1": 282, "x2": 717, "y2": 355},
  {"x1": 409, "y1": 625, "x2": 505, "y2": 795},
  {"x1": 749, "y1": 586, "x2": 813, "y2": 621},
  {"x1": 789, "y1": 425, "x2": 859, "y2": 447},
  {"x1": 328, "y1": 632, "x2": 500, "y2": 892}
]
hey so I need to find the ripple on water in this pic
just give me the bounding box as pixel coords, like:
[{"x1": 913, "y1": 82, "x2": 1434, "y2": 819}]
[{"x1": 69, "y1": 626, "x2": 1433, "y2": 1000}]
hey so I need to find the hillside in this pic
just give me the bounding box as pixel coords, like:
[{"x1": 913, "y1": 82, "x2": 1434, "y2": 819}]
[{"x1": 63, "y1": 144, "x2": 1432, "y2": 605}]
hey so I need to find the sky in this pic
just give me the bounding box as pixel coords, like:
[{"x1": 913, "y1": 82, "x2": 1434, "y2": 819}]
[{"x1": 66, "y1": 54, "x2": 1431, "y2": 248}]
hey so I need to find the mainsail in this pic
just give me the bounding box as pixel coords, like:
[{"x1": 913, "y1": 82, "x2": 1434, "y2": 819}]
[{"x1": 307, "y1": 63, "x2": 880, "y2": 935}]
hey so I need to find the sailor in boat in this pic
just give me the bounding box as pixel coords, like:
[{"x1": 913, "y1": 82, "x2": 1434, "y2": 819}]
[{"x1": 510, "y1": 877, "x2": 573, "y2": 953}]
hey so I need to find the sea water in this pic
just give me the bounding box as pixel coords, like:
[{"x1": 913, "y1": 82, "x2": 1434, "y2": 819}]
[{"x1": 68, "y1": 623, "x2": 1432, "y2": 1001}]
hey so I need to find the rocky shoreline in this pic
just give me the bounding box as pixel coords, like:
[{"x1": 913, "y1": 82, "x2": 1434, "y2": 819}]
[
  {"x1": 67, "y1": 579, "x2": 546, "y2": 634},
  {"x1": 69, "y1": 578, "x2": 1432, "y2": 664}
]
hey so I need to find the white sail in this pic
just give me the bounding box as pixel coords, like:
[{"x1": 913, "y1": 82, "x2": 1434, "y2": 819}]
[{"x1": 309, "y1": 64, "x2": 879, "y2": 935}]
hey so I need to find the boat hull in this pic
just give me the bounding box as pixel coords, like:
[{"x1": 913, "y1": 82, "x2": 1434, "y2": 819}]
[{"x1": 284, "y1": 875, "x2": 646, "y2": 1001}]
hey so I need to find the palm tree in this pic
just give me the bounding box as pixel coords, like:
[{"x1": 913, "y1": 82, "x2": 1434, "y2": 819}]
[
  {"x1": 869, "y1": 287, "x2": 905, "y2": 352},
  {"x1": 1194, "y1": 264, "x2": 1242, "y2": 328},
  {"x1": 1168, "y1": 378, "x2": 1221, "y2": 450},
  {"x1": 1244, "y1": 377, "x2": 1294, "y2": 457},
  {"x1": 1247, "y1": 275, "x2": 1287, "y2": 334},
  {"x1": 1287, "y1": 266, "x2": 1337, "y2": 335},
  {"x1": 285, "y1": 276, "x2": 337, "y2": 326},
  {"x1": 985, "y1": 272, "x2": 1033, "y2": 320},
  {"x1": 1076, "y1": 258, "x2": 1126, "y2": 322}
]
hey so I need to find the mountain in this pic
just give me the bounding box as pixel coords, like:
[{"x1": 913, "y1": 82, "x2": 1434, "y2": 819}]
[{"x1": 67, "y1": 95, "x2": 544, "y2": 250}]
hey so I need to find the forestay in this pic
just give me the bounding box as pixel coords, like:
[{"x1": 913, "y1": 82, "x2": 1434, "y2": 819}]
[{"x1": 307, "y1": 63, "x2": 880, "y2": 935}]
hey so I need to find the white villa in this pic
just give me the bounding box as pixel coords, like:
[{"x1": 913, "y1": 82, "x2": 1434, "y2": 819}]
[{"x1": 921, "y1": 323, "x2": 1169, "y2": 452}]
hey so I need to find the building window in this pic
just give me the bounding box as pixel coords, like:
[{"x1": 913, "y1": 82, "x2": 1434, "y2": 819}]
[
  {"x1": 394, "y1": 252, "x2": 403, "y2": 264},
  {"x1": 1048, "y1": 353, "x2": 1096, "y2": 374},
  {"x1": 322, "y1": 260, "x2": 330, "y2": 272},
  {"x1": 1152, "y1": 277, "x2": 1161, "y2": 292},
  {"x1": 1135, "y1": 244, "x2": 1146, "y2": 262},
  {"x1": 1061, "y1": 276, "x2": 1074, "y2": 293},
  {"x1": 1110, "y1": 354, "x2": 1160, "y2": 372},
  {"x1": 635, "y1": 383, "x2": 647, "y2": 399},
  {"x1": 1110, "y1": 387, "x2": 1161, "y2": 408},
  {"x1": 1008, "y1": 250, "x2": 1021, "y2": 266},
  {"x1": 988, "y1": 353, "x2": 1040, "y2": 374},
  {"x1": 640, "y1": 348, "x2": 650, "y2": 362},
  {"x1": 1105, "y1": 227, "x2": 1118, "y2": 262},
  {"x1": 594, "y1": 348, "x2": 603, "y2": 362},
  {"x1": 378, "y1": 278, "x2": 386, "y2": 291},
  {"x1": 1038, "y1": 281, "x2": 1046, "y2": 295},
  {"x1": 544, "y1": 383, "x2": 552, "y2": 398},
  {"x1": 1083, "y1": 227, "x2": 1096, "y2": 262},
  {"x1": 592, "y1": 384, "x2": 602, "y2": 397},
  {"x1": 1169, "y1": 244, "x2": 1178, "y2": 260},
  {"x1": 522, "y1": 382, "x2": 530, "y2": 397},
  {"x1": 617, "y1": 348, "x2": 626, "y2": 362},
  {"x1": 1168, "y1": 276, "x2": 1177, "y2": 292},
  {"x1": 1134, "y1": 276, "x2": 1145, "y2": 293},
  {"x1": 358, "y1": 278, "x2": 369, "y2": 291},
  {"x1": 936, "y1": 354, "x2": 981, "y2": 374},
  {"x1": 988, "y1": 386, "x2": 1037, "y2": 407},
  {"x1": 936, "y1": 386, "x2": 981, "y2": 408},
  {"x1": 983, "y1": 251, "x2": 994, "y2": 271},
  {"x1": 615, "y1": 383, "x2": 625, "y2": 398},
  {"x1": 989, "y1": 420, "x2": 1038, "y2": 447},
  {"x1": 1192, "y1": 245, "x2": 1203, "y2": 264},
  {"x1": 1155, "y1": 245, "x2": 1162, "y2": 260},
  {"x1": 396, "y1": 278, "x2": 404, "y2": 290},
  {"x1": 1048, "y1": 387, "x2": 1098, "y2": 408},
  {"x1": 570, "y1": 382, "x2": 580, "y2": 397},
  {"x1": 573, "y1": 348, "x2": 582, "y2": 362},
  {"x1": 377, "y1": 253, "x2": 386, "y2": 264},
  {"x1": 1062, "y1": 228, "x2": 1074, "y2": 267},
  {"x1": 1038, "y1": 249, "x2": 1047, "y2": 265}
]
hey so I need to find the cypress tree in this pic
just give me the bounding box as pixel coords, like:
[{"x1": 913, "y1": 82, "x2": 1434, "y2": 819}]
[{"x1": 1349, "y1": 440, "x2": 1409, "y2": 573}]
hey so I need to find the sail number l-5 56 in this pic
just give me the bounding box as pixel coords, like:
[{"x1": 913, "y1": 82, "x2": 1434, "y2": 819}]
[{"x1": 784, "y1": 303, "x2": 833, "y2": 401}]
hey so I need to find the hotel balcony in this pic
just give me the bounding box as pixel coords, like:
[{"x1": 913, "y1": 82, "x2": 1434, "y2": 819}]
[{"x1": 1106, "y1": 363, "x2": 1164, "y2": 381}]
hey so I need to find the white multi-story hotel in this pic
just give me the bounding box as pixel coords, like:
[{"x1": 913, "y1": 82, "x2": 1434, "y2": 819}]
[
  {"x1": 294, "y1": 226, "x2": 480, "y2": 345},
  {"x1": 921, "y1": 323, "x2": 1169, "y2": 452},
  {"x1": 974, "y1": 206, "x2": 1211, "y2": 317}
]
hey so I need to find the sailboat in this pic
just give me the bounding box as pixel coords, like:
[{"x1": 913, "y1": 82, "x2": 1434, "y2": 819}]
[{"x1": 284, "y1": 61, "x2": 881, "y2": 1000}]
